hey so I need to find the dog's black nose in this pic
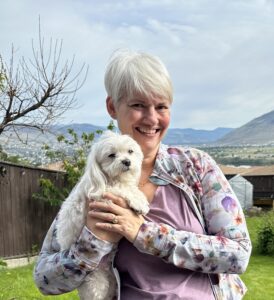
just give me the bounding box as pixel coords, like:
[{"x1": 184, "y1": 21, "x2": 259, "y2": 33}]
[{"x1": 122, "y1": 159, "x2": 131, "y2": 167}]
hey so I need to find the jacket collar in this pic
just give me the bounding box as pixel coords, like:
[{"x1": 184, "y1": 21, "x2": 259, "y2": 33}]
[{"x1": 150, "y1": 143, "x2": 205, "y2": 229}]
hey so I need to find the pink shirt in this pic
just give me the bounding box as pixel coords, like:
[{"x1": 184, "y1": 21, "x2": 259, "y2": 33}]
[{"x1": 115, "y1": 184, "x2": 215, "y2": 300}]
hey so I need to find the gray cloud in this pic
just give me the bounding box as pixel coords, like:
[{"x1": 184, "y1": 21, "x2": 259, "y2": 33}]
[{"x1": 1, "y1": 0, "x2": 274, "y2": 129}]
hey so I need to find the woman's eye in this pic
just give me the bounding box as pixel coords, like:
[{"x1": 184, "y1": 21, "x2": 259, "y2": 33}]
[
  {"x1": 108, "y1": 153, "x2": 116, "y2": 158},
  {"x1": 157, "y1": 105, "x2": 168, "y2": 111},
  {"x1": 128, "y1": 149, "x2": 133, "y2": 154},
  {"x1": 131, "y1": 103, "x2": 144, "y2": 108}
]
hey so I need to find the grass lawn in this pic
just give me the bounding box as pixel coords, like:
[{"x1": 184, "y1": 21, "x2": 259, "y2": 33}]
[
  {"x1": 0, "y1": 214, "x2": 273, "y2": 299},
  {"x1": 240, "y1": 213, "x2": 274, "y2": 299},
  {"x1": 241, "y1": 254, "x2": 274, "y2": 299},
  {"x1": 0, "y1": 263, "x2": 78, "y2": 299}
]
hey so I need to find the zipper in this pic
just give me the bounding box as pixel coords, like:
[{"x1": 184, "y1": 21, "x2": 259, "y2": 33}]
[
  {"x1": 151, "y1": 172, "x2": 218, "y2": 300},
  {"x1": 150, "y1": 172, "x2": 205, "y2": 228}
]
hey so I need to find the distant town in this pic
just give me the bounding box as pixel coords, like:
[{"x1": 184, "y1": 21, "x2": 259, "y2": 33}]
[{"x1": 1, "y1": 129, "x2": 274, "y2": 167}]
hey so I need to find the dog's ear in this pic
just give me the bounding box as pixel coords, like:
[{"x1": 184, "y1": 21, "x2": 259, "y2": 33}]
[
  {"x1": 84, "y1": 143, "x2": 107, "y2": 199},
  {"x1": 100, "y1": 130, "x2": 118, "y2": 140}
]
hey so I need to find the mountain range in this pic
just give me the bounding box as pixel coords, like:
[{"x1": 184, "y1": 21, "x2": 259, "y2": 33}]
[
  {"x1": 1, "y1": 109, "x2": 274, "y2": 146},
  {"x1": 217, "y1": 109, "x2": 274, "y2": 145},
  {"x1": 50, "y1": 124, "x2": 233, "y2": 145},
  {"x1": 52, "y1": 109, "x2": 274, "y2": 145},
  {"x1": 162, "y1": 127, "x2": 233, "y2": 145}
]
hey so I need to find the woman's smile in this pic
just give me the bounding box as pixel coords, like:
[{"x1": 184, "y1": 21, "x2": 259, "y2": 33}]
[{"x1": 135, "y1": 127, "x2": 161, "y2": 136}]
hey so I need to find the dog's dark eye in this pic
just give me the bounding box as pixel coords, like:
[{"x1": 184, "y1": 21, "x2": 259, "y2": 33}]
[
  {"x1": 128, "y1": 149, "x2": 134, "y2": 154},
  {"x1": 108, "y1": 153, "x2": 116, "y2": 158}
]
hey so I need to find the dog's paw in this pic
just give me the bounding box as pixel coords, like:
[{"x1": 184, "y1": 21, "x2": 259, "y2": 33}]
[
  {"x1": 141, "y1": 203, "x2": 150, "y2": 215},
  {"x1": 131, "y1": 201, "x2": 150, "y2": 215}
]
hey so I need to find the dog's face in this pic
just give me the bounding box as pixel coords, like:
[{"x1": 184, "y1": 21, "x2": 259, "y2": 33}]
[{"x1": 95, "y1": 132, "x2": 143, "y2": 182}]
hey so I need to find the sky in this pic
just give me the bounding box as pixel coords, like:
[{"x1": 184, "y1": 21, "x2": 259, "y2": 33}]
[{"x1": 1, "y1": 0, "x2": 274, "y2": 130}]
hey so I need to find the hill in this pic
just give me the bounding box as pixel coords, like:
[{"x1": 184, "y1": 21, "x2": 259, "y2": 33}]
[
  {"x1": 217, "y1": 110, "x2": 274, "y2": 145},
  {"x1": 52, "y1": 123, "x2": 105, "y2": 136},
  {"x1": 52, "y1": 124, "x2": 233, "y2": 145},
  {"x1": 163, "y1": 127, "x2": 233, "y2": 145}
]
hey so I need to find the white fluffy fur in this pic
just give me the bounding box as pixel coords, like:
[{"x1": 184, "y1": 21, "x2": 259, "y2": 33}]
[{"x1": 56, "y1": 131, "x2": 149, "y2": 300}]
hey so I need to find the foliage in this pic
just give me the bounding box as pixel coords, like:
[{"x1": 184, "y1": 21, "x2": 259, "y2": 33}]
[
  {"x1": 34, "y1": 121, "x2": 115, "y2": 206},
  {"x1": 0, "y1": 144, "x2": 31, "y2": 165},
  {"x1": 256, "y1": 211, "x2": 274, "y2": 255},
  {"x1": 216, "y1": 157, "x2": 274, "y2": 166},
  {"x1": 198, "y1": 145, "x2": 274, "y2": 166},
  {"x1": 31, "y1": 244, "x2": 39, "y2": 256},
  {"x1": 0, "y1": 258, "x2": 7, "y2": 268},
  {"x1": 0, "y1": 145, "x2": 8, "y2": 161}
]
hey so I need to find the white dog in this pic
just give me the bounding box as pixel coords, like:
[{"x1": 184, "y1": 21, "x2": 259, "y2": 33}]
[{"x1": 56, "y1": 131, "x2": 149, "y2": 300}]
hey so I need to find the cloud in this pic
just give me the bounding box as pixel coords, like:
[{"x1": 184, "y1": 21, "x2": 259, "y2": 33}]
[{"x1": 1, "y1": 0, "x2": 274, "y2": 129}]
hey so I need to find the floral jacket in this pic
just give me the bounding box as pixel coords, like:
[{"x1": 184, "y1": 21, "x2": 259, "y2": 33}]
[{"x1": 34, "y1": 144, "x2": 252, "y2": 299}]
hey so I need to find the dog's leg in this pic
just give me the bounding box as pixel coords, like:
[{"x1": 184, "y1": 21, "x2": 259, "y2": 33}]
[
  {"x1": 56, "y1": 191, "x2": 86, "y2": 250},
  {"x1": 125, "y1": 187, "x2": 150, "y2": 215},
  {"x1": 108, "y1": 186, "x2": 150, "y2": 215},
  {"x1": 78, "y1": 270, "x2": 112, "y2": 300}
]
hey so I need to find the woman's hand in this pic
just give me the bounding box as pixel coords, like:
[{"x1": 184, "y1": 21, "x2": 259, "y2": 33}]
[
  {"x1": 87, "y1": 192, "x2": 145, "y2": 243},
  {"x1": 86, "y1": 196, "x2": 122, "y2": 243}
]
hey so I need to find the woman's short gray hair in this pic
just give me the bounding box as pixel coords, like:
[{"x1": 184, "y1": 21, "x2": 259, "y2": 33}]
[{"x1": 104, "y1": 49, "x2": 173, "y2": 106}]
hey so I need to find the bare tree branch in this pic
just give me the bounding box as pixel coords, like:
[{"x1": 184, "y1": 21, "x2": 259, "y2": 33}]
[{"x1": 0, "y1": 22, "x2": 88, "y2": 137}]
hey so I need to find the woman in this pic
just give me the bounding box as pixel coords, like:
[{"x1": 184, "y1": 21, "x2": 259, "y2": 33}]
[{"x1": 34, "y1": 49, "x2": 251, "y2": 299}]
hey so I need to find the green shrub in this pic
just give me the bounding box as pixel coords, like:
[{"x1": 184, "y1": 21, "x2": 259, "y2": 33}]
[
  {"x1": 0, "y1": 258, "x2": 7, "y2": 268},
  {"x1": 34, "y1": 121, "x2": 115, "y2": 206},
  {"x1": 257, "y1": 212, "x2": 274, "y2": 255}
]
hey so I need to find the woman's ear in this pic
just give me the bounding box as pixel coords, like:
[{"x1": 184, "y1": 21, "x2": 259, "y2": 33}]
[{"x1": 106, "y1": 96, "x2": 117, "y2": 119}]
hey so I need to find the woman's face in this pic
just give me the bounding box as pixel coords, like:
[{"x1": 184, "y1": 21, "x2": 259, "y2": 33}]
[{"x1": 107, "y1": 95, "x2": 171, "y2": 158}]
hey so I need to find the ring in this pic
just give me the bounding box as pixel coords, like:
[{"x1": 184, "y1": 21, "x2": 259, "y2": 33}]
[{"x1": 112, "y1": 215, "x2": 118, "y2": 224}]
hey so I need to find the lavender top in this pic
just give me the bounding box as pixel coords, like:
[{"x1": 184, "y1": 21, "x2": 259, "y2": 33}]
[{"x1": 115, "y1": 184, "x2": 215, "y2": 300}]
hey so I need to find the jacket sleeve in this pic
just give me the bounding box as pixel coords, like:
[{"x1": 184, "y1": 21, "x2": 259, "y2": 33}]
[
  {"x1": 33, "y1": 218, "x2": 116, "y2": 295},
  {"x1": 134, "y1": 150, "x2": 252, "y2": 274}
]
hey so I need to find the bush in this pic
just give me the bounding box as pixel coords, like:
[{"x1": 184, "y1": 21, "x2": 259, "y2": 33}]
[
  {"x1": 34, "y1": 121, "x2": 115, "y2": 206},
  {"x1": 0, "y1": 258, "x2": 7, "y2": 269},
  {"x1": 257, "y1": 212, "x2": 274, "y2": 255}
]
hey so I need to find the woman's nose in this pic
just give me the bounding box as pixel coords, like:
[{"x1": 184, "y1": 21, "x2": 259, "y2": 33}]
[{"x1": 144, "y1": 107, "x2": 158, "y2": 124}]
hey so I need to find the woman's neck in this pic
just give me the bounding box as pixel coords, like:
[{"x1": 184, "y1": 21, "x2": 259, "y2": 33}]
[
  {"x1": 142, "y1": 153, "x2": 156, "y2": 170},
  {"x1": 139, "y1": 153, "x2": 157, "y2": 192},
  {"x1": 142, "y1": 145, "x2": 159, "y2": 168}
]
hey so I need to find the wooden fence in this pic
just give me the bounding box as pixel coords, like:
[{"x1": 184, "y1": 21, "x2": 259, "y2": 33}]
[
  {"x1": 0, "y1": 161, "x2": 65, "y2": 259},
  {"x1": 1, "y1": 161, "x2": 273, "y2": 259}
]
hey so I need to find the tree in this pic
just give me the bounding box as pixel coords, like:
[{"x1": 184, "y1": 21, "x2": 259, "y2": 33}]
[
  {"x1": 0, "y1": 25, "x2": 88, "y2": 137},
  {"x1": 34, "y1": 121, "x2": 115, "y2": 206}
]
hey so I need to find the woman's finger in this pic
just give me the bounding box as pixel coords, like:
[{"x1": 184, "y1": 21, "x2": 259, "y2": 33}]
[
  {"x1": 89, "y1": 210, "x2": 118, "y2": 223},
  {"x1": 95, "y1": 222, "x2": 122, "y2": 233},
  {"x1": 89, "y1": 200, "x2": 123, "y2": 215},
  {"x1": 103, "y1": 192, "x2": 129, "y2": 208},
  {"x1": 95, "y1": 212, "x2": 144, "y2": 243}
]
